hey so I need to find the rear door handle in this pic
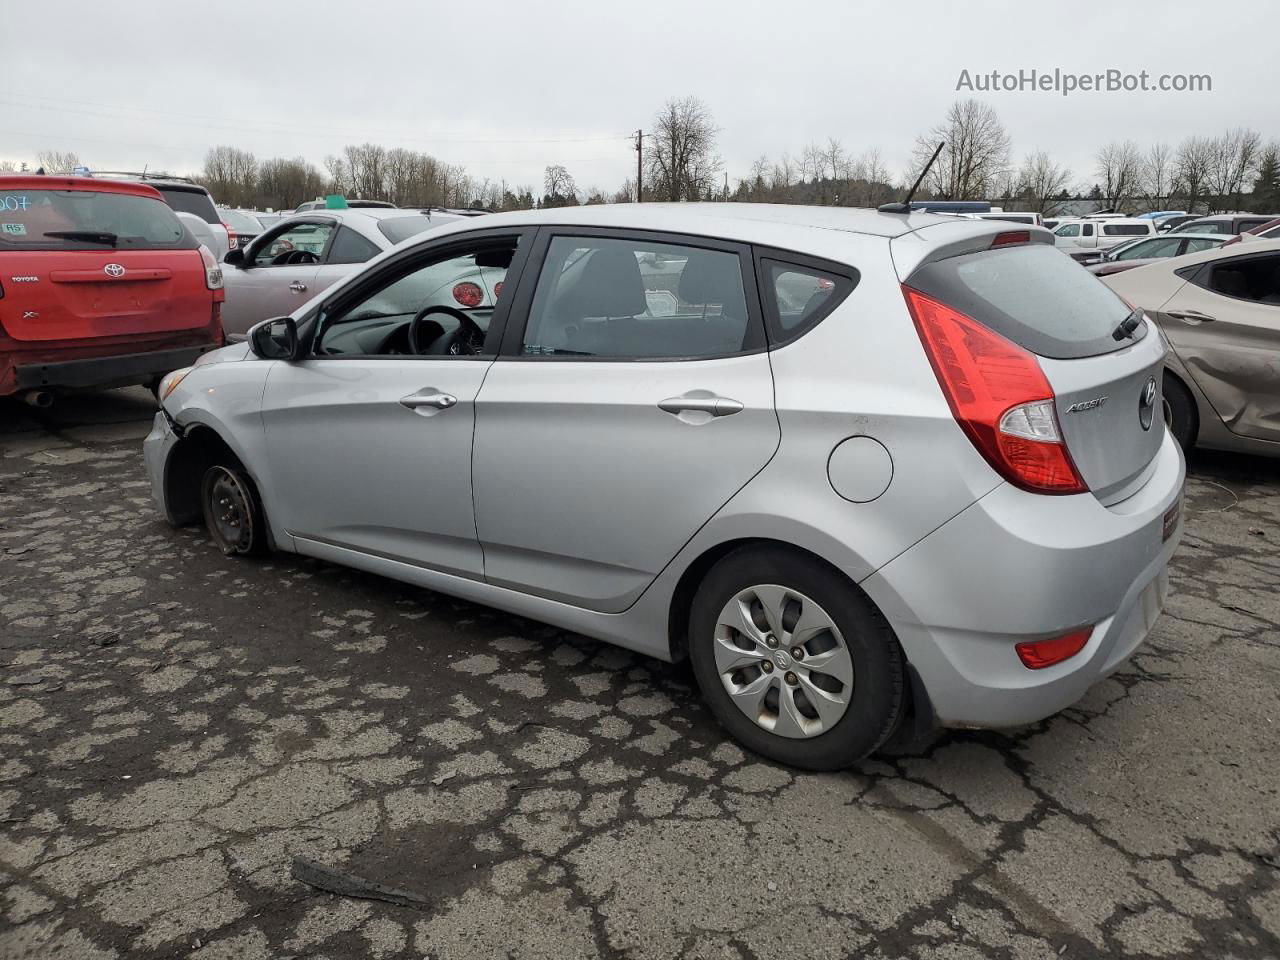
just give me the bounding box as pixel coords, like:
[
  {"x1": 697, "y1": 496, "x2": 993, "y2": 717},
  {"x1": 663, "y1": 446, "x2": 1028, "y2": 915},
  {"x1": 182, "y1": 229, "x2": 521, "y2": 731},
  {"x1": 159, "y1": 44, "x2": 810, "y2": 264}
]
[
  {"x1": 289, "y1": 281, "x2": 308, "y2": 293},
  {"x1": 658, "y1": 395, "x2": 744, "y2": 417},
  {"x1": 1168, "y1": 310, "x2": 1215, "y2": 323},
  {"x1": 399, "y1": 391, "x2": 457, "y2": 411}
]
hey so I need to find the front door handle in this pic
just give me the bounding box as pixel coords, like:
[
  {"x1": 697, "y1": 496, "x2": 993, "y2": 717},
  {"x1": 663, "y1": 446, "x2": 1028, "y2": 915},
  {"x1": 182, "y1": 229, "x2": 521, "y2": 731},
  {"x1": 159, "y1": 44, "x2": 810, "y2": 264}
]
[
  {"x1": 658, "y1": 395, "x2": 744, "y2": 417},
  {"x1": 1167, "y1": 310, "x2": 1215, "y2": 324},
  {"x1": 289, "y1": 281, "x2": 308, "y2": 293},
  {"x1": 399, "y1": 391, "x2": 458, "y2": 412}
]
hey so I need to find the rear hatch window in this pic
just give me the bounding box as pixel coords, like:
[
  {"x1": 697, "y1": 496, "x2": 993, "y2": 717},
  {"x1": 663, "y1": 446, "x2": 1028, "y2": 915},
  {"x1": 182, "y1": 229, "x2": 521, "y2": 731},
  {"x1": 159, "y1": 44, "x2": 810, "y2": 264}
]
[
  {"x1": 0, "y1": 188, "x2": 195, "y2": 251},
  {"x1": 155, "y1": 186, "x2": 220, "y2": 224},
  {"x1": 907, "y1": 243, "x2": 1141, "y2": 359}
]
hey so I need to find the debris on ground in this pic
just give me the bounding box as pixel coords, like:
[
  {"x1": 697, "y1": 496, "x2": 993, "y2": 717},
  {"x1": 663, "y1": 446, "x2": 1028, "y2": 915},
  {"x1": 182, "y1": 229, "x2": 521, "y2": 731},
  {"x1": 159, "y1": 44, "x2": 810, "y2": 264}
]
[{"x1": 291, "y1": 856, "x2": 430, "y2": 910}]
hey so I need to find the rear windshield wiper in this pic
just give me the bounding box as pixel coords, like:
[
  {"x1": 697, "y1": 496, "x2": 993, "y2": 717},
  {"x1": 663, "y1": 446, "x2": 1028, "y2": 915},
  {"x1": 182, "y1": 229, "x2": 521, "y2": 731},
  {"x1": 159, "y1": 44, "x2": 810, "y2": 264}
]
[
  {"x1": 44, "y1": 230, "x2": 119, "y2": 245},
  {"x1": 1111, "y1": 309, "x2": 1143, "y2": 341}
]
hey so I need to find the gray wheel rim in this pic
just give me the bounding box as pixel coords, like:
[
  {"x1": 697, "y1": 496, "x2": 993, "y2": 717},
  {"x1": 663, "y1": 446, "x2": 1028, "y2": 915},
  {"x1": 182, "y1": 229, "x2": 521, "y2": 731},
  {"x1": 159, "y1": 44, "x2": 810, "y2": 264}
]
[
  {"x1": 713, "y1": 584, "x2": 854, "y2": 739},
  {"x1": 209, "y1": 468, "x2": 252, "y2": 551}
]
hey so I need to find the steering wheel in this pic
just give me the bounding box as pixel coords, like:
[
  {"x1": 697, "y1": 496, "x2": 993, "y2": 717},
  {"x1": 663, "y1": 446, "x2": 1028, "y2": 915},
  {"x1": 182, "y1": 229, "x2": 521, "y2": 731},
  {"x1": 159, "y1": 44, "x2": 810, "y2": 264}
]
[
  {"x1": 271, "y1": 249, "x2": 319, "y2": 266},
  {"x1": 408, "y1": 305, "x2": 485, "y2": 356}
]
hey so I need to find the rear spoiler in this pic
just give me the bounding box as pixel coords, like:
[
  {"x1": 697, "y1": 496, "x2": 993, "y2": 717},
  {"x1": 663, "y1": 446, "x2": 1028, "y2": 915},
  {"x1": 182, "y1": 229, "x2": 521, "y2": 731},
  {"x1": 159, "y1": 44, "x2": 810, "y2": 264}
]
[{"x1": 890, "y1": 222, "x2": 1056, "y2": 280}]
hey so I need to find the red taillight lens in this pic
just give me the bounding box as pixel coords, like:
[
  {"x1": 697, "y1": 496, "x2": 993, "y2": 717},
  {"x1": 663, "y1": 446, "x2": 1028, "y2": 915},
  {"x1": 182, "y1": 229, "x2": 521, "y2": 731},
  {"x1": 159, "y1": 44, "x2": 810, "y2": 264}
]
[
  {"x1": 453, "y1": 282, "x2": 483, "y2": 308},
  {"x1": 493, "y1": 281, "x2": 505, "y2": 299},
  {"x1": 223, "y1": 222, "x2": 238, "y2": 251},
  {"x1": 1016, "y1": 628, "x2": 1092, "y2": 669},
  {"x1": 991, "y1": 231, "x2": 1030, "y2": 247},
  {"x1": 902, "y1": 285, "x2": 1087, "y2": 495}
]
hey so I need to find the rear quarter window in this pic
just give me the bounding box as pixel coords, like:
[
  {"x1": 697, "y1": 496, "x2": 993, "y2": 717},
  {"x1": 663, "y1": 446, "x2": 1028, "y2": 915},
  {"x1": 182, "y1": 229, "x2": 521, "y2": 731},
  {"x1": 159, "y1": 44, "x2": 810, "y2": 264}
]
[
  {"x1": 0, "y1": 188, "x2": 195, "y2": 251},
  {"x1": 907, "y1": 243, "x2": 1140, "y2": 359},
  {"x1": 1103, "y1": 224, "x2": 1149, "y2": 236},
  {"x1": 760, "y1": 257, "x2": 857, "y2": 345}
]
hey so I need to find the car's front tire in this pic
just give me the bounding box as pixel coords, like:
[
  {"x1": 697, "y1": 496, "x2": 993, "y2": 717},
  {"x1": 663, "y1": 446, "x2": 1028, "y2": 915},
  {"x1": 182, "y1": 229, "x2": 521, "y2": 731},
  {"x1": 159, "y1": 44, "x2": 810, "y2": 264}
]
[
  {"x1": 688, "y1": 546, "x2": 905, "y2": 771},
  {"x1": 200, "y1": 462, "x2": 266, "y2": 556}
]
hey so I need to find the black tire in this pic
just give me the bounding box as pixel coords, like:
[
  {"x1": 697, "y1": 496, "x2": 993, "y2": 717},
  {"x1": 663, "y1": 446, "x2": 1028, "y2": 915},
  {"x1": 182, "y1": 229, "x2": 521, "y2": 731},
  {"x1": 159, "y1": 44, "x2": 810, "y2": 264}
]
[
  {"x1": 688, "y1": 546, "x2": 905, "y2": 771},
  {"x1": 200, "y1": 462, "x2": 266, "y2": 556},
  {"x1": 1162, "y1": 372, "x2": 1198, "y2": 453}
]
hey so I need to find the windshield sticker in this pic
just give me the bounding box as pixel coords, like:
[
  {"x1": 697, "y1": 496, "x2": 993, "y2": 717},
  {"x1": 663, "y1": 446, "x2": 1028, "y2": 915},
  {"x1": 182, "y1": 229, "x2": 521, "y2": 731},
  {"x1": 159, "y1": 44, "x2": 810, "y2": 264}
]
[
  {"x1": 1, "y1": 196, "x2": 30, "y2": 212},
  {"x1": 1, "y1": 223, "x2": 27, "y2": 236}
]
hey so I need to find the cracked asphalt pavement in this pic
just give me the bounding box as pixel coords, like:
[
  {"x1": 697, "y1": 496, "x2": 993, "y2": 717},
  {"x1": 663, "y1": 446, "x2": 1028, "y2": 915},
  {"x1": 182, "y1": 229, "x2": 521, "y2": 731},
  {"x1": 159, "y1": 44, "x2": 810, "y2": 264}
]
[{"x1": 1, "y1": 388, "x2": 1277, "y2": 960}]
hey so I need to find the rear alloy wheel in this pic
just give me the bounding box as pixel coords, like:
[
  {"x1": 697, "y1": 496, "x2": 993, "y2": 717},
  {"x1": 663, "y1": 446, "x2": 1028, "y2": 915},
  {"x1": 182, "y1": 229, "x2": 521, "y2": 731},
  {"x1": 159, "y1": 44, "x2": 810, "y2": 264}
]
[
  {"x1": 201, "y1": 463, "x2": 265, "y2": 556},
  {"x1": 689, "y1": 547, "x2": 904, "y2": 770},
  {"x1": 1162, "y1": 372, "x2": 1198, "y2": 453}
]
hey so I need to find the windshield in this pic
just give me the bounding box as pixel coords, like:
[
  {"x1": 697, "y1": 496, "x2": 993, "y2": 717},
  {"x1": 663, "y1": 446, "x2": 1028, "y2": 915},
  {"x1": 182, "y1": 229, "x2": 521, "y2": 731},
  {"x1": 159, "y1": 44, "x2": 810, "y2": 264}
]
[{"x1": 0, "y1": 188, "x2": 196, "y2": 250}]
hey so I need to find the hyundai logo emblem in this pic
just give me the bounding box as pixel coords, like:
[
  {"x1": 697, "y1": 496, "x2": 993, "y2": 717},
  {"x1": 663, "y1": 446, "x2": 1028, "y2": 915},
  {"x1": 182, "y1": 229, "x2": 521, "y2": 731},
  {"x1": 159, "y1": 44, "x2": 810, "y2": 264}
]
[
  {"x1": 1138, "y1": 377, "x2": 1157, "y2": 431},
  {"x1": 104, "y1": 263, "x2": 126, "y2": 278}
]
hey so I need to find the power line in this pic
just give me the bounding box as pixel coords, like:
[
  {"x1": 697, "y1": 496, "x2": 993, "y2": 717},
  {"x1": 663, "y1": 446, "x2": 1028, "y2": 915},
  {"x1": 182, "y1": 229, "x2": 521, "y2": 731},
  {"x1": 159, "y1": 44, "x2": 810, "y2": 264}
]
[{"x1": 0, "y1": 94, "x2": 635, "y2": 146}]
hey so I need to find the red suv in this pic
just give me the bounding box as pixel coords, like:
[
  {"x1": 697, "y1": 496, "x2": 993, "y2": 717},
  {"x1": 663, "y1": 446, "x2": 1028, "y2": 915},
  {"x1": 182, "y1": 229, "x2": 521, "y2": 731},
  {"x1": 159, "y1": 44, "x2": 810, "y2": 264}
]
[{"x1": 0, "y1": 175, "x2": 224, "y2": 403}]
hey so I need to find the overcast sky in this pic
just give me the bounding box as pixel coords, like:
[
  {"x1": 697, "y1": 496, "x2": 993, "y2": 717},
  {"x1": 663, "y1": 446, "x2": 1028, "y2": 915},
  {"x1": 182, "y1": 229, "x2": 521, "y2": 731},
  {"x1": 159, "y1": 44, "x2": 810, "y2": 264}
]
[{"x1": 3, "y1": 0, "x2": 1274, "y2": 195}]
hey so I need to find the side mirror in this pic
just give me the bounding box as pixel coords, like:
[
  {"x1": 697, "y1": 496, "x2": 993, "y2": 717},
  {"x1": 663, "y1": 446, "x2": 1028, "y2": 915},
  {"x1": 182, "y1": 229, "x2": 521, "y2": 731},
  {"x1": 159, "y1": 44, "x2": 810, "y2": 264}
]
[
  {"x1": 249, "y1": 316, "x2": 299, "y2": 360},
  {"x1": 224, "y1": 247, "x2": 246, "y2": 267}
]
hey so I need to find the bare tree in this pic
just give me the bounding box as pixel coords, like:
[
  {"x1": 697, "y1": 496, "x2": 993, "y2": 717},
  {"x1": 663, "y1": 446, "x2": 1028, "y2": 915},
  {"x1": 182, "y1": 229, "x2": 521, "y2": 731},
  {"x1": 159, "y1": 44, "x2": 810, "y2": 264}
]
[
  {"x1": 201, "y1": 146, "x2": 257, "y2": 206},
  {"x1": 37, "y1": 150, "x2": 81, "y2": 174},
  {"x1": 823, "y1": 138, "x2": 845, "y2": 182},
  {"x1": 1205, "y1": 127, "x2": 1262, "y2": 212},
  {"x1": 1141, "y1": 143, "x2": 1175, "y2": 210},
  {"x1": 1016, "y1": 151, "x2": 1074, "y2": 214},
  {"x1": 911, "y1": 99, "x2": 1011, "y2": 199},
  {"x1": 1095, "y1": 141, "x2": 1142, "y2": 210},
  {"x1": 1174, "y1": 136, "x2": 1214, "y2": 214},
  {"x1": 647, "y1": 96, "x2": 722, "y2": 202},
  {"x1": 542, "y1": 164, "x2": 577, "y2": 207},
  {"x1": 800, "y1": 142, "x2": 824, "y2": 183}
]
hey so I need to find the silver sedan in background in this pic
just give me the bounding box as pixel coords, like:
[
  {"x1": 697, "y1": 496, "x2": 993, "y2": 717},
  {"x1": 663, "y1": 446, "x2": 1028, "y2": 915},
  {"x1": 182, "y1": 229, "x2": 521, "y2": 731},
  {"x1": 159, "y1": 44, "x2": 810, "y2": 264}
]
[{"x1": 219, "y1": 208, "x2": 463, "y2": 337}]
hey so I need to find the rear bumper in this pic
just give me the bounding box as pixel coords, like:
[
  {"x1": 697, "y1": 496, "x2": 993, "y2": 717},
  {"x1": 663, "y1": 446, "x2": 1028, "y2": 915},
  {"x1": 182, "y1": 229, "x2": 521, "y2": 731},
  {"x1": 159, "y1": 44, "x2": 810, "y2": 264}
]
[
  {"x1": 863, "y1": 430, "x2": 1186, "y2": 729},
  {"x1": 5, "y1": 343, "x2": 220, "y2": 393}
]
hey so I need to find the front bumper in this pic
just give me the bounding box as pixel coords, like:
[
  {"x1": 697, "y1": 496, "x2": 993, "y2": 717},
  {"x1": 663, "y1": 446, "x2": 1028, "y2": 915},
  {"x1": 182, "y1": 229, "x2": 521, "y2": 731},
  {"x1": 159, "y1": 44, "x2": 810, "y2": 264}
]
[
  {"x1": 863, "y1": 430, "x2": 1186, "y2": 729},
  {"x1": 9, "y1": 343, "x2": 220, "y2": 393},
  {"x1": 143, "y1": 411, "x2": 183, "y2": 525}
]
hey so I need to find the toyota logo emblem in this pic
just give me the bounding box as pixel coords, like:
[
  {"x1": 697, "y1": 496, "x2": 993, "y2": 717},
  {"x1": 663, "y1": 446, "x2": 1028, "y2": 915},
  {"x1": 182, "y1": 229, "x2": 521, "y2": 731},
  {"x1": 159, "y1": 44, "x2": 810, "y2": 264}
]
[
  {"x1": 104, "y1": 263, "x2": 125, "y2": 278},
  {"x1": 1138, "y1": 377, "x2": 1157, "y2": 431}
]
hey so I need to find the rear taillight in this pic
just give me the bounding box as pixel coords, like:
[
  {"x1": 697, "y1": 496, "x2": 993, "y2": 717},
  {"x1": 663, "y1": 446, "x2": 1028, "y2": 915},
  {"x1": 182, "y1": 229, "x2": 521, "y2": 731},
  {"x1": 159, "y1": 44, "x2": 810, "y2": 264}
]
[
  {"x1": 493, "y1": 281, "x2": 505, "y2": 299},
  {"x1": 902, "y1": 285, "x2": 1087, "y2": 495},
  {"x1": 452, "y1": 282, "x2": 483, "y2": 307},
  {"x1": 198, "y1": 244, "x2": 223, "y2": 291},
  {"x1": 223, "y1": 222, "x2": 238, "y2": 251},
  {"x1": 1016, "y1": 628, "x2": 1092, "y2": 669}
]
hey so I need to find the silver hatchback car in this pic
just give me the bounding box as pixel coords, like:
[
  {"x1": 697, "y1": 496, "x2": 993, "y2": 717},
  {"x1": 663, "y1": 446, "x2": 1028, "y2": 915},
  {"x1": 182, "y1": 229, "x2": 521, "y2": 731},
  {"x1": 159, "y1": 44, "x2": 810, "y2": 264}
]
[{"x1": 144, "y1": 204, "x2": 1185, "y2": 770}]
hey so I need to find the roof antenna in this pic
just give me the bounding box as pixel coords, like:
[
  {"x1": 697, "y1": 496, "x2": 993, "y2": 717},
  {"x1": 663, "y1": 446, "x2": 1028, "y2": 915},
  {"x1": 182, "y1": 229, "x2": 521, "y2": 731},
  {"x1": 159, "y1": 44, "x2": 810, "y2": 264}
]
[{"x1": 879, "y1": 141, "x2": 945, "y2": 214}]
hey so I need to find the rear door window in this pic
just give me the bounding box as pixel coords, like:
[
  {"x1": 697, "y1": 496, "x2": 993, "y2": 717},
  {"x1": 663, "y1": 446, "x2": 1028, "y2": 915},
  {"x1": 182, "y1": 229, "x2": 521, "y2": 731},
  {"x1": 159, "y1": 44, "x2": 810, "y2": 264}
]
[
  {"x1": 0, "y1": 188, "x2": 194, "y2": 251},
  {"x1": 907, "y1": 243, "x2": 1140, "y2": 359},
  {"x1": 1201, "y1": 252, "x2": 1280, "y2": 304},
  {"x1": 326, "y1": 226, "x2": 381, "y2": 265},
  {"x1": 520, "y1": 235, "x2": 758, "y2": 359}
]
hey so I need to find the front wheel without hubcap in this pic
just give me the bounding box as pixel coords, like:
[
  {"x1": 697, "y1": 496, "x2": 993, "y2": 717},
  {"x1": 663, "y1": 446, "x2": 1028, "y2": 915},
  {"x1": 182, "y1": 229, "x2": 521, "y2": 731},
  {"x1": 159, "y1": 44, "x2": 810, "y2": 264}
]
[
  {"x1": 689, "y1": 548, "x2": 904, "y2": 770},
  {"x1": 201, "y1": 463, "x2": 264, "y2": 556}
]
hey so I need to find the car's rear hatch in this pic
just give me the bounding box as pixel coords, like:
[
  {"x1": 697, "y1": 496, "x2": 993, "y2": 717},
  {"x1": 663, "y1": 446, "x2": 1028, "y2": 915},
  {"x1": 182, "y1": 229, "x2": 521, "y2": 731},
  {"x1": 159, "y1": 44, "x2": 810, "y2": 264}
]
[
  {"x1": 900, "y1": 228, "x2": 1166, "y2": 505},
  {"x1": 0, "y1": 183, "x2": 213, "y2": 342}
]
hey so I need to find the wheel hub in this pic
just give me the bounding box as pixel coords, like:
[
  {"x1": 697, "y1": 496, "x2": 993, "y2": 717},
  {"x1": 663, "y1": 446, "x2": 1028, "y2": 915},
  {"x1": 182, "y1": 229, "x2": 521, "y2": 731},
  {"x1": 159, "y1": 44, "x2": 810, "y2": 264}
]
[{"x1": 712, "y1": 584, "x2": 855, "y2": 740}]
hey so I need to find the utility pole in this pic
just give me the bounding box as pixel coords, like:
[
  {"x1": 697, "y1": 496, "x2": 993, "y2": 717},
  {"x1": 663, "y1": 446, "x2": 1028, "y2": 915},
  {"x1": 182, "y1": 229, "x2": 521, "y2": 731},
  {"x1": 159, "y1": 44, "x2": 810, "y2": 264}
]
[{"x1": 635, "y1": 129, "x2": 643, "y2": 203}]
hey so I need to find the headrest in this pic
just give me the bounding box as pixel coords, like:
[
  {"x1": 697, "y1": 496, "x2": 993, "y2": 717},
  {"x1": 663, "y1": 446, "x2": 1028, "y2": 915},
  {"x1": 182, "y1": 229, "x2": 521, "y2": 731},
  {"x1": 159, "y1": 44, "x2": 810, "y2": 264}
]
[
  {"x1": 677, "y1": 249, "x2": 743, "y2": 307},
  {"x1": 557, "y1": 245, "x2": 647, "y2": 319}
]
